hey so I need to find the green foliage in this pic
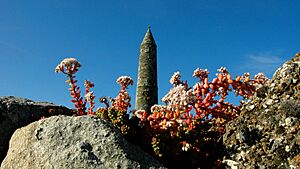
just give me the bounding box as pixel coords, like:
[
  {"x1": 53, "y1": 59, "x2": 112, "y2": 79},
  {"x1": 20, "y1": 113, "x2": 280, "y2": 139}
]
[
  {"x1": 96, "y1": 108, "x2": 130, "y2": 135},
  {"x1": 95, "y1": 106, "x2": 144, "y2": 146}
]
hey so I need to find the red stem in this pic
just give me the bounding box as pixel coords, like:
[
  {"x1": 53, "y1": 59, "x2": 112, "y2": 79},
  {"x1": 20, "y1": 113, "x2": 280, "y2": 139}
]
[{"x1": 68, "y1": 74, "x2": 85, "y2": 115}]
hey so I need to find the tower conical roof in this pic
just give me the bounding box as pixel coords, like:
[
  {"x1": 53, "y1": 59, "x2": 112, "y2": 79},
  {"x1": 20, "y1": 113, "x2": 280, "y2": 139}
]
[{"x1": 141, "y1": 26, "x2": 156, "y2": 45}]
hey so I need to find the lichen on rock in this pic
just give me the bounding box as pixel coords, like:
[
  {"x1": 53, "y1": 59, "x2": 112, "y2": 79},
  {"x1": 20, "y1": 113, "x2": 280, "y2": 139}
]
[{"x1": 223, "y1": 53, "x2": 300, "y2": 168}]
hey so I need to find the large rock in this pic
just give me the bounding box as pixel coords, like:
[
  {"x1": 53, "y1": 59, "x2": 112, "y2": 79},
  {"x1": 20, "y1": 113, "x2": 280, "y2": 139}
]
[
  {"x1": 1, "y1": 115, "x2": 166, "y2": 169},
  {"x1": 223, "y1": 54, "x2": 300, "y2": 168},
  {"x1": 0, "y1": 96, "x2": 73, "y2": 164}
]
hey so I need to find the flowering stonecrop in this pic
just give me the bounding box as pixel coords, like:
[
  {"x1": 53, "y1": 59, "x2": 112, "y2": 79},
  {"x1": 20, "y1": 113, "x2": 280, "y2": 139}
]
[
  {"x1": 55, "y1": 58, "x2": 96, "y2": 115},
  {"x1": 134, "y1": 68, "x2": 269, "y2": 168},
  {"x1": 113, "y1": 76, "x2": 133, "y2": 112},
  {"x1": 55, "y1": 58, "x2": 81, "y2": 74},
  {"x1": 84, "y1": 80, "x2": 96, "y2": 115},
  {"x1": 117, "y1": 76, "x2": 134, "y2": 88},
  {"x1": 169, "y1": 71, "x2": 181, "y2": 86},
  {"x1": 56, "y1": 58, "x2": 269, "y2": 168},
  {"x1": 96, "y1": 76, "x2": 137, "y2": 137}
]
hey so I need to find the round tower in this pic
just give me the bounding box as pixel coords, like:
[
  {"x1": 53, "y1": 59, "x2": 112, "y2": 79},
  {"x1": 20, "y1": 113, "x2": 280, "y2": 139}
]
[{"x1": 135, "y1": 27, "x2": 158, "y2": 113}]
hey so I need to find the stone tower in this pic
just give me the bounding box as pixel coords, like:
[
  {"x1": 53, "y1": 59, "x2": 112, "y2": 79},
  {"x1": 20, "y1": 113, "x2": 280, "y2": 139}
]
[{"x1": 135, "y1": 27, "x2": 158, "y2": 113}]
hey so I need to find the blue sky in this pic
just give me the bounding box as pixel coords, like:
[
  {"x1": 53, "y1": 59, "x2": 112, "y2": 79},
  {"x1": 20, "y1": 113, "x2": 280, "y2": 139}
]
[{"x1": 0, "y1": 0, "x2": 299, "y2": 108}]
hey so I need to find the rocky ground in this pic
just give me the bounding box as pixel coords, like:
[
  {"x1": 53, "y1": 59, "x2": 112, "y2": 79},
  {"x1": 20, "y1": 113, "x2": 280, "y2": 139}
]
[{"x1": 223, "y1": 54, "x2": 300, "y2": 168}]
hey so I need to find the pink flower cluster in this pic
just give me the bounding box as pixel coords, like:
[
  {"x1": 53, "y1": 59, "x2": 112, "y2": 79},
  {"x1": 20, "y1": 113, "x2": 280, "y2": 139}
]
[
  {"x1": 84, "y1": 80, "x2": 95, "y2": 115},
  {"x1": 117, "y1": 76, "x2": 134, "y2": 89},
  {"x1": 254, "y1": 72, "x2": 269, "y2": 84},
  {"x1": 112, "y1": 76, "x2": 134, "y2": 112},
  {"x1": 137, "y1": 67, "x2": 269, "y2": 133},
  {"x1": 56, "y1": 58, "x2": 96, "y2": 115},
  {"x1": 161, "y1": 84, "x2": 195, "y2": 111},
  {"x1": 55, "y1": 58, "x2": 81, "y2": 75},
  {"x1": 169, "y1": 71, "x2": 181, "y2": 86}
]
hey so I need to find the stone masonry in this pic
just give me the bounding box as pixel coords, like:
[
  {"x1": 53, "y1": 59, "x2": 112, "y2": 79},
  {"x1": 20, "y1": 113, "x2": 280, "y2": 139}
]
[{"x1": 135, "y1": 27, "x2": 158, "y2": 113}]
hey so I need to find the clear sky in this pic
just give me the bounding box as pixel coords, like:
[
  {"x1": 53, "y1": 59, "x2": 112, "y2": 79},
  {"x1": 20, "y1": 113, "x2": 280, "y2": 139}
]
[{"x1": 1, "y1": 0, "x2": 299, "y2": 109}]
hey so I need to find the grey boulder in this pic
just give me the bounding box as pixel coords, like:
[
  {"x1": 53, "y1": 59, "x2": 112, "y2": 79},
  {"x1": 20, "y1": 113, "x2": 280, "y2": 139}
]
[
  {"x1": 1, "y1": 115, "x2": 165, "y2": 169},
  {"x1": 0, "y1": 96, "x2": 73, "y2": 164}
]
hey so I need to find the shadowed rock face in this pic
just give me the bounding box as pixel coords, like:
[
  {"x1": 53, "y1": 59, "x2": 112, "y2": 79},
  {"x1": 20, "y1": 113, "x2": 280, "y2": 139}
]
[
  {"x1": 1, "y1": 115, "x2": 166, "y2": 169},
  {"x1": 0, "y1": 96, "x2": 73, "y2": 164},
  {"x1": 135, "y1": 27, "x2": 158, "y2": 114},
  {"x1": 223, "y1": 54, "x2": 300, "y2": 168}
]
